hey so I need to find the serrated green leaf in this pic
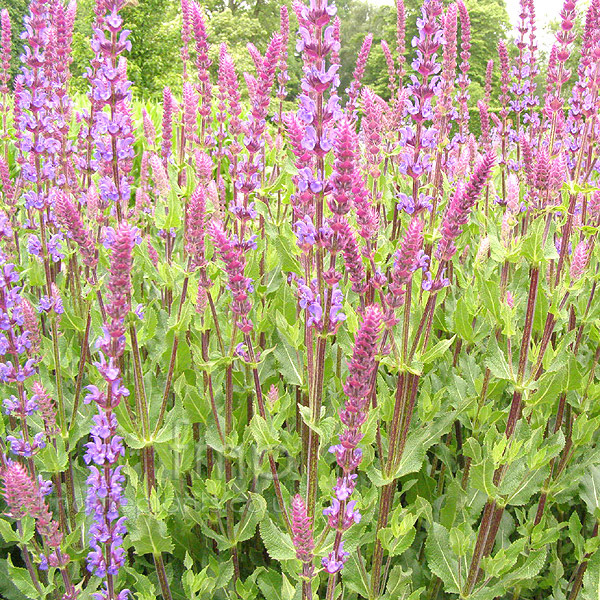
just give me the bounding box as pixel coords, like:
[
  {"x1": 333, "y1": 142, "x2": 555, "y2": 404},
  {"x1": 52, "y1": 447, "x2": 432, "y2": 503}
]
[
  {"x1": 582, "y1": 548, "x2": 600, "y2": 600},
  {"x1": 485, "y1": 337, "x2": 513, "y2": 382},
  {"x1": 235, "y1": 493, "x2": 267, "y2": 543},
  {"x1": 425, "y1": 523, "x2": 461, "y2": 594},
  {"x1": 419, "y1": 336, "x2": 456, "y2": 365},
  {"x1": 259, "y1": 518, "x2": 296, "y2": 561},
  {"x1": 580, "y1": 466, "x2": 600, "y2": 518},
  {"x1": 471, "y1": 456, "x2": 498, "y2": 499},
  {"x1": 454, "y1": 298, "x2": 474, "y2": 342},
  {"x1": 249, "y1": 413, "x2": 280, "y2": 452},
  {"x1": 130, "y1": 513, "x2": 174, "y2": 555},
  {"x1": 214, "y1": 558, "x2": 234, "y2": 590},
  {"x1": 0, "y1": 518, "x2": 19, "y2": 543},
  {"x1": 298, "y1": 404, "x2": 336, "y2": 442},
  {"x1": 342, "y1": 553, "x2": 371, "y2": 598},
  {"x1": 273, "y1": 336, "x2": 303, "y2": 386},
  {"x1": 7, "y1": 554, "x2": 42, "y2": 599}
]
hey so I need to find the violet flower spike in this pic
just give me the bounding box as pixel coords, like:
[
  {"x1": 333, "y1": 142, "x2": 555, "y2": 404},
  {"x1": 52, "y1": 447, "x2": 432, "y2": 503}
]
[{"x1": 321, "y1": 306, "x2": 383, "y2": 574}]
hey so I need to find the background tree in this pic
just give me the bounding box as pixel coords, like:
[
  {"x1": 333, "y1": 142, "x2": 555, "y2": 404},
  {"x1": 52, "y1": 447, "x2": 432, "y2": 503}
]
[{"x1": 4, "y1": 0, "x2": 511, "y2": 106}]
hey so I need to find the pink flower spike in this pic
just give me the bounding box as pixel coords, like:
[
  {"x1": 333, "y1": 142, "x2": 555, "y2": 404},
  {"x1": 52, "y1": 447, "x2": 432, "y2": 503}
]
[
  {"x1": 291, "y1": 494, "x2": 315, "y2": 564},
  {"x1": 570, "y1": 241, "x2": 590, "y2": 281},
  {"x1": 55, "y1": 192, "x2": 98, "y2": 268},
  {"x1": 185, "y1": 186, "x2": 207, "y2": 270}
]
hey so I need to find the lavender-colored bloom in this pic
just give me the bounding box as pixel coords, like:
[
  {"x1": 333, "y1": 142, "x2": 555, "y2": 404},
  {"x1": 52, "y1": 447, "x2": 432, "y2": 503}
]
[
  {"x1": 329, "y1": 284, "x2": 346, "y2": 327},
  {"x1": 321, "y1": 307, "x2": 383, "y2": 573},
  {"x1": 6, "y1": 431, "x2": 46, "y2": 457},
  {"x1": 297, "y1": 278, "x2": 322, "y2": 328},
  {"x1": 333, "y1": 473, "x2": 357, "y2": 501},
  {"x1": 294, "y1": 215, "x2": 317, "y2": 249},
  {"x1": 27, "y1": 235, "x2": 42, "y2": 257},
  {"x1": 84, "y1": 221, "x2": 132, "y2": 591},
  {"x1": 322, "y1": 541, "x2": 350, "y2": 574},
  {"x1": 3, "y1": 393, "x2": 38, "y2": 416}
]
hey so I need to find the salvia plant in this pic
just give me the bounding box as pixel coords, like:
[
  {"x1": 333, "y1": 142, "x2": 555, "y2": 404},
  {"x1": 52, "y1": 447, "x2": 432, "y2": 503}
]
[{"x1": 0, "y1": 0, "x2": 600, "y2": 599}]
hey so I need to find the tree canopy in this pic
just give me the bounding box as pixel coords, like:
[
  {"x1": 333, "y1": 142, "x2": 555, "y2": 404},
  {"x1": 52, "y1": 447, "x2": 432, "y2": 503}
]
[{"x1": 4, "y1": 0, "x2": 511, "y2": 103}]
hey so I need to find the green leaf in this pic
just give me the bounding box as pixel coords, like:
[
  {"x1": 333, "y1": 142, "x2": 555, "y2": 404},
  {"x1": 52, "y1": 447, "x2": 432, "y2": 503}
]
[
  {"x1": 419, "y1": 336, "x2": 456, "y2": 365},
  {"x1": 38, "y1": 438, "x2": 68, "y2": 473},
  {"x1": 396, "y1": 410, "x2": 459, "y2": 479},
  {"x1": 505, "y1": 547, "x2": 548, "y2": 583},
  {"x1": 248, "y1": 414, "x2": 280, "y2": 453},
  {"x1": 214, "y1": 558, "x2": 234, "y2": 590},
  {"x1": 384, "y1": 566, "x2": 412, "y2": 598},
  {"x1": 521, "y1": 219, "x2": 546, "y2": 264},
  {"x1": 425, "y1": 523, "x2": 461, "y2": 594},
  {"x1": 342, "y1": 553, "x2": 371, "y2": 597},
  {"x1": 378, "y1": 526, "x2": 416, "y2": 557},
  {"x1": 130, "y1": 513, "x2": 174, "y2": 555},
  {"x1": 454, "y1": 298, "x2": 474, "y2": 342},
  {"x1": 485, "y1": 337, "x2": 513, "y2": 382},
  {"x1": 580, "y1": 466, "x2": 600, "y2": 518},
  {"x1": 582, "y1": 549, "x2": 600, "y2": 600},
  {"x1": 7, "y1": 554, "x2": 42, "y2": 599},
  {"x1": 280, "y1": 574, "x2": 296, "y2": 600},
  {"x1": 527, "y1": 371, "x2": 564, "y2": 408},
  {"x1": 273, "y1": 336, "x2": 303, "y2": 386},
  {"x1": 235, "y1": 493, "x2": 267, "y2": 543},
  {"x1": 470, "y1": 456, "x2": 498, "y2": 499},
  {"x1": 298, "y1": 405, "x2": 337, "y2": 442},
  {"x1": 259, "y1": 518, "x2": 296, "y2": 561},
  {"x1": 273, "y1": 234, "x2": 301, "y2": 275},
  {"x1": 182, "y1": 386, "x2": 208, "y2": 424},
  {"x1": 0, "y1": 518, "x2": 19, "y2": 543}
]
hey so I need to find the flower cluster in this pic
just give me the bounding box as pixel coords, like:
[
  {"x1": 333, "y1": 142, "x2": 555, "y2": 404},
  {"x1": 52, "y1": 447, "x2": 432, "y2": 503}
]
[
  {"x1": 1, "y1": 461, "x2": 72, "y2": 581},
  {"x1": 210, "y1": 221, "x2": 254, "y2": 333},
  {"x1": 436, "y1": 151, "x2": 495, "y2": 261},
  {"x1": 387, "y1": 218, "x2": 427, "y2": 310},
  {"x1": 84, "y1": 223, "x2": 133, "y2": 597},
  {"x1": 55, "y1": 191, "x2": 98, "y2": 268},
  {"x1": 291, "y1": 494, "x2": 315, "y2": 579},
  {"x1": 88, "y1": 0, "x2": 134, "y2": 214},
  {"x1": 322, "y1": 305, "x2": 383, "y2": 574}
]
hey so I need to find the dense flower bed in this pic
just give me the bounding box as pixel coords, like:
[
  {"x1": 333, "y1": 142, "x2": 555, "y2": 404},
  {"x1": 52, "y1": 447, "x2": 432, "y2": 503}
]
[{"x1": 0, "y1": 0, "x2": 599, "y2": 599}]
